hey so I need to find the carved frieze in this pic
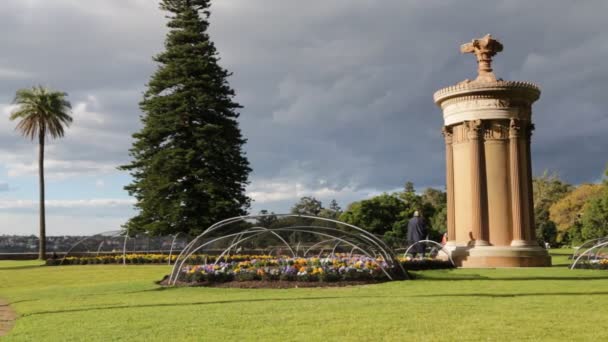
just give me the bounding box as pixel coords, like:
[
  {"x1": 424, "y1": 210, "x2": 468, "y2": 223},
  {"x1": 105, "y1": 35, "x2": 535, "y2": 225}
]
[
  {"x1": 447, "y1": 119, "x2": 514, "y2": 144},
  {"x1": 451, "y1": 123, "x2": 469, "y2": 144},
  {"x1": 483, "y1": 121, "x2": 509, "y2": 141}
]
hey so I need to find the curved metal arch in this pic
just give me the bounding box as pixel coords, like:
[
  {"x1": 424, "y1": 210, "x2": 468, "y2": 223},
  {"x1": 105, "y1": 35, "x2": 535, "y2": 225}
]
[
  {"x1": 304, "y1": 238, "x2": 339, "y2": 257},
  {"x1": 570, "y1": 240, "x2": 608, "y2": 270},
  {"x1": 302, "y1": 237, "x2": 369, "y2": 259},
  {"x1": 211, "y1": 226, "x2": 297, "y2": 266},
  {"x1": 167, "y1": 233, "x2": 182, "y2": 265},
  {"x1": 594, "y1": 244, "x2": 608, "y2": 262},
  {"x1": 59, "y1": 230, "x2": 124, "y2": 266},
  {"x1": 60, "y1": 235, "x2": 93, "y2": 265},
  {"x1": 169, "y1": 227, "x2": 271, "y2": 283},
  {"x1": 95, "y1": 241, "x2": 105, "y2": 256},
  {"x1": 122, "y1": 228, "x2": 129, "y2": 265},
  {"x1": 273, "y1": 224, "x2": 396, "y2": 264},
  {"x1": 170, "y1": 216, "x2": 249, "y2": 271},
  {"x1": 261, "y1": 227, "x2": 397, "y2": 280},
  {"x1": 170, "y1": 226, "x2": 304, "y2": 283},
  {"x1": 404, "y1": 240, "x2": 455, "y2": 267},
  {"x1": 169, "y1": 228, "x2": 288, "y2": 284},
  {"x1": 572, "y1": 237, "x2": 607, "y2": 260}
]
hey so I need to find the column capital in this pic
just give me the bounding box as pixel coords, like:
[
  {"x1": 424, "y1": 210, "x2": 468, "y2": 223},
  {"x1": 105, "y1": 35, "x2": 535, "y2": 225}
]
[
  {"x1": 467, "y1": 119, "x2": 483, "y2": 140},
  {"x1": 509, "y1": 118, "x2": 523, "y2": 138}
]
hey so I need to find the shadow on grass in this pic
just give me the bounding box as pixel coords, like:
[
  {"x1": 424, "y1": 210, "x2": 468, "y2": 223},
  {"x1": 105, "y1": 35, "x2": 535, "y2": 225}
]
[
  {"x1": 21, "y1": 296, "x2": 379, "y2": 317},
  {"x1": 22, "y1": 289, "x2": 608, "y2": 318},
  {"x1": 0, "y1": 265, "x2": 44, "y2": 271},
  {"x1": 6, "y1": 299, "x2": 38, "y2": 305},
  {"x1": 416, "y1": 291, "x2": 608, "y2": 298},
  {"x1": 413, "y1": 271, "x2": 608, "y2": 282}
]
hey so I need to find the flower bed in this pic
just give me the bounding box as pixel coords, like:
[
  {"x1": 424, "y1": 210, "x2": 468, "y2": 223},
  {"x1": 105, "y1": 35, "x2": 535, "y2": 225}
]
[
  {"x1": 168, "y1": 255, "x2": 398, "y2": 286},
  {"x1": 46, "y1": 253, "x2": 454, "y2": 274},
  {"x1": 45, "y1": 254, "x2": 277, "y2": 266},
  {"x1": 164, "y1": 255, "x2": 454, "y2": 287},
  {"x1": 571, "y1": 258, "x2": 608, "y2": 270}
]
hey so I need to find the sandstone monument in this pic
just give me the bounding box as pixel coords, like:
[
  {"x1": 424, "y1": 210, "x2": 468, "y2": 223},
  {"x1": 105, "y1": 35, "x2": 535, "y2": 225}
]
[{"x1": 434, "y1": 34, "x2": 551, "y2": 267}]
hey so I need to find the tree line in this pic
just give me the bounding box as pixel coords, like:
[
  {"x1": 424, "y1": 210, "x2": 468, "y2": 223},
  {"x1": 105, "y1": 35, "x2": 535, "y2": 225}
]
[
  {"x1": 534, "y1": 168, "x2": 608, "y2": 246},
  {"x1": 269, "y1": 166, "x2": 608, "y2": 248},
  {"x1": 260, "y1": 181, "x2": 447, "y2": 247}
]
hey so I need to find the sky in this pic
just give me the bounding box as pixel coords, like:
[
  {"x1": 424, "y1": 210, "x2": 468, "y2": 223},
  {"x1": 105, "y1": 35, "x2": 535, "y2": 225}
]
[{"x1": 1, "y1": 0, "x2": 607, "y2": 236}]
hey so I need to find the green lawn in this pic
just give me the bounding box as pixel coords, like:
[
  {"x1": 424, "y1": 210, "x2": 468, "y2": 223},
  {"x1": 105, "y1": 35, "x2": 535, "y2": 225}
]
[{"x1": 1, "y1": 250, "x2": 607, "y2": 341}]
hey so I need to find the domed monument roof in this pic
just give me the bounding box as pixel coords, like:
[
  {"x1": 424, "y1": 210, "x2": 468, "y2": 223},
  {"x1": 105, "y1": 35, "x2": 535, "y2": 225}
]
[
  {"x1": 433, "y1": 34, "x2": 540, "y2": 109},
  {"x1": 433, "y1": 34, "x2": 541, "y2": 126}
]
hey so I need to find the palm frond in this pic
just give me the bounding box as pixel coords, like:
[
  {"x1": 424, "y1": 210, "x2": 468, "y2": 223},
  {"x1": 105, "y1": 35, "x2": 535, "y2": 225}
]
[{"x1": 10, "y1": 86, "x2": 73, "y2": 141}]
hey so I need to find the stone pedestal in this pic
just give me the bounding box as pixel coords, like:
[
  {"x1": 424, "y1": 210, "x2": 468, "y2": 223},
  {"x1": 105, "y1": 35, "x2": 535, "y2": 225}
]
[{"x1": 433, "y1": 35, "x2": 550, "y2": 267}]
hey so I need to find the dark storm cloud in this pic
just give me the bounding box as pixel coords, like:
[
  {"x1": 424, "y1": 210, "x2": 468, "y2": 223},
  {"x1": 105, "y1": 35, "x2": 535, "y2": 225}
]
[
  {"x1": 211, "y1": 0, "x2": 608, "y2": 191},
  {"x1": 1, "y1": 0, "x2": 606, "y2": 203}
]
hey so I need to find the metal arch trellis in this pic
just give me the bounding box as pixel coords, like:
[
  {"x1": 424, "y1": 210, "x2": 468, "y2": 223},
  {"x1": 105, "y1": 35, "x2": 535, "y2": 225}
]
[
  {"x1": 167, "y1": 233, "x2": 181, "y2": 265},
  {"x1": 174, "y1": 214, "x2": 396, "y2": 261},
  {"x1": 169, "y1": 226, "x2": 399, "y2": 284},
  {"x1": 60, "y1": 230, "x2": 125, "y2": 266},
  {"x1": 168, "y1": 214, "x2": 406, "y2": 285},
  {"x1": 60, "y1": 230, "x2": 185, "y2": 266},
  {"x1": 211, "y1": 226, "x2": 298, "y2": 264},
  {"x1": 571, "y1": 237, "x2": 606, "y2": 262},
  {"x1": 170, "y1": 227, "x2": 397, "y2": 284},
  {"x1": 570, "y1": 239, "x2": 608, "y2": 270},
  {"x1": 225, "y1": 227, "x2": 297, "y2": 258}
]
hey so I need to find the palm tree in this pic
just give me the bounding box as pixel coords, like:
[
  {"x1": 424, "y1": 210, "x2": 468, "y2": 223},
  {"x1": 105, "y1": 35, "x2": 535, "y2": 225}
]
[{"x1": 10, "y1": 86, "x2": 72, "y2": 260}]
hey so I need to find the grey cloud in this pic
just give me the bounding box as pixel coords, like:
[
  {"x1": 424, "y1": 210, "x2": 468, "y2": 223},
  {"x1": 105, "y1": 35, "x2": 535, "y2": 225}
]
[{"x1": 1, "y1": 0, "x2": 607, "y2": 211}]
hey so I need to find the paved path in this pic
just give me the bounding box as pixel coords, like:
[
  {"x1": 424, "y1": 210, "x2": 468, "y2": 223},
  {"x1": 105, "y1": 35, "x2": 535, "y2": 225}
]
[{"x1": 0, "y1": 299, "x2": 16, "y2": 337}]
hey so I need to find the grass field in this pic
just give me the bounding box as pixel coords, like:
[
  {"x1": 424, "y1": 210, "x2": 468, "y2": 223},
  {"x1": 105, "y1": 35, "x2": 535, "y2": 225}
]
[{"x1": 1, "y1": 249, "x2": 607, "y2": 341}]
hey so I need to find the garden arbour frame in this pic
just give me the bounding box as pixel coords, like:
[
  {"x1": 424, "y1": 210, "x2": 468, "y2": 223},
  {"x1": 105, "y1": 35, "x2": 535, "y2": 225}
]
[
  {"x1": 570, "y1": 236, "x2": 608, "y2": 269},
  {"x1": 168, "y1": 214, "x2": 407, "y2": 285},
  {"x1": 59, "y1": 230, "x2": 189, "y2": 265}
]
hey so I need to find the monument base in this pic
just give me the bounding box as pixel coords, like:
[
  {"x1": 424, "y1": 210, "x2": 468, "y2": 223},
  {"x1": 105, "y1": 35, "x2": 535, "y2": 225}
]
[{"x1": 442, "y1": 244, "x2": 551, "y2": 268}]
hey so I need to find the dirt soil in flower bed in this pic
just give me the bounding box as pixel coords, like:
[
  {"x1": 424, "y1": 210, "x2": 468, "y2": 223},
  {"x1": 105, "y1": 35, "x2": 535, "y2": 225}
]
[{"x1": 158, "y1": 277, "x2": 391, "y2": 288}]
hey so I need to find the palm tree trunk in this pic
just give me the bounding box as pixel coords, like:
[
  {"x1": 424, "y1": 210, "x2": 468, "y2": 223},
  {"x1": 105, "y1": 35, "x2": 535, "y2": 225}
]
[{"x1": 38, "y1": 133, "x2": 46, "y2": 260}]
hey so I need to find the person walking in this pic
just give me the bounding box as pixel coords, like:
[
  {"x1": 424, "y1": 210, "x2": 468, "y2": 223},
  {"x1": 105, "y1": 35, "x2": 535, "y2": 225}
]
[{"x1": 407, "y1": 211, "x2": 428, "y2": 259}]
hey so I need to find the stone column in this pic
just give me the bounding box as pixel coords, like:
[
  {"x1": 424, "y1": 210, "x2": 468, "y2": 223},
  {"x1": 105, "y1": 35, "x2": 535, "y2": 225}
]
[
  {"x1": 467, "y1": 119, "x2": 489, "y2": 246},
  {"x1": 509, "y1": 119, "x2": 526, "y2": 246},
  {"x1": 442, "y1": 126, "x2": 456, "y2": 243},
  {"x1": 524, "y1": 122, "x2": 536, "y2": 242}
]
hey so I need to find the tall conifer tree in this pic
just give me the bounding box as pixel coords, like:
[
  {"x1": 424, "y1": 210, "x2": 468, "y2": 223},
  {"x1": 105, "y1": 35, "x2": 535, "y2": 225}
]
[{"x1": 121, "y1": 0, "x2": 251, "y2": 235}]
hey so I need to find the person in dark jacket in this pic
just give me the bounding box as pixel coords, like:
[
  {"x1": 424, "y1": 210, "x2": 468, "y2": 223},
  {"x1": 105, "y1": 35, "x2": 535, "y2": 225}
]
[{"x1": 407, "y1": 210, "x2": 428, "y2": 258}]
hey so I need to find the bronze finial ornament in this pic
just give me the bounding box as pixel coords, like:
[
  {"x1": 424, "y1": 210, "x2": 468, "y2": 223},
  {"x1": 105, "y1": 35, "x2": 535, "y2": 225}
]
[{"x1": 460, "y1": 34, "x2": 503, "y2": 82}]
